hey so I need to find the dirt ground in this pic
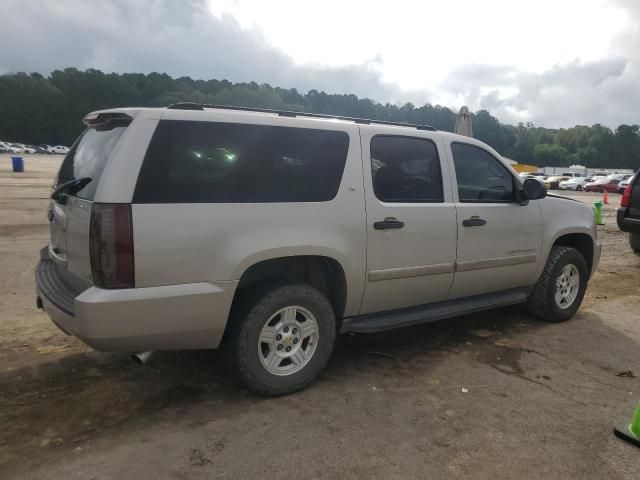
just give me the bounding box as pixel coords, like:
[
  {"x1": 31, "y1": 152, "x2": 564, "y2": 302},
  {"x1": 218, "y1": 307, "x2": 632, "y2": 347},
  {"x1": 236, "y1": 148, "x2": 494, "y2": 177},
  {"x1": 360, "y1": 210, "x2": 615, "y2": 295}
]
[{"x1": 1, "y1": 154, "x2": 639, "y2": 479}]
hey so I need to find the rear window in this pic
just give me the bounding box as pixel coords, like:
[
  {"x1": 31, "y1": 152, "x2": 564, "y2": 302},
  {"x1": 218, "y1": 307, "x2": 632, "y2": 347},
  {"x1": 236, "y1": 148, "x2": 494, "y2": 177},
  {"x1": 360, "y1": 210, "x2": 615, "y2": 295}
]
[
  {"x1": 57, "y1": 125, "x2": 128, "y2": 200},
  {"x1": 133, "y1": 121, "x2": 350, "y2": 203}
]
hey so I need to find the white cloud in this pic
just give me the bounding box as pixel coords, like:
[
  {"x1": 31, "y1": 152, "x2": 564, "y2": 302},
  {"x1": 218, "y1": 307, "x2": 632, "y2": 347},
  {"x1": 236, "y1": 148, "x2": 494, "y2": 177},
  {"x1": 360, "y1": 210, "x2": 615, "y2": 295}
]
[{"x1": 1, "y1": 0, "x2": 639, "y2": 127}]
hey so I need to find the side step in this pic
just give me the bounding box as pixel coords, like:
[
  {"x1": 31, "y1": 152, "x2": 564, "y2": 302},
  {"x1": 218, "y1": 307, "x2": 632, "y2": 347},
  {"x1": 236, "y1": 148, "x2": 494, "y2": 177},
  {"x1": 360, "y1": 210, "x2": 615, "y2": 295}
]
[{"x1": 341, "y1": 288, "x2": 530, "y2": 334}]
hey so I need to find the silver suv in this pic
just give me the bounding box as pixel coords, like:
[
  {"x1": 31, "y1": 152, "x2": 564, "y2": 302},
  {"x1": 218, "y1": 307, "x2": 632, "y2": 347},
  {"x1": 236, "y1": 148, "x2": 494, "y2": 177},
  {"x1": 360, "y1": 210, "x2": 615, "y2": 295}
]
[{"x1": 36, "y1": 104, "x2": 601, "y2": 395}]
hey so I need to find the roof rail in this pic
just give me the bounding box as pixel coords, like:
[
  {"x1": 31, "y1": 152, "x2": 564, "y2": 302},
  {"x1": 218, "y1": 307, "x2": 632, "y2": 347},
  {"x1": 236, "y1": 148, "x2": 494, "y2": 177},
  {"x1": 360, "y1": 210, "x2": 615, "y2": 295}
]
[{"x1": 166, "y1": 102, "x2": 437, "y2": 131}]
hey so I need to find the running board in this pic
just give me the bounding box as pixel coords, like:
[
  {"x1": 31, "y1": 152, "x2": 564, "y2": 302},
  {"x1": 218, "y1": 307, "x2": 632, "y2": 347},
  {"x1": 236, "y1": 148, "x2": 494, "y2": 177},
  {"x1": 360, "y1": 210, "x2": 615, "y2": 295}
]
[{"x1": 341, "y1": 288, "x2": 531, "y2": 334}]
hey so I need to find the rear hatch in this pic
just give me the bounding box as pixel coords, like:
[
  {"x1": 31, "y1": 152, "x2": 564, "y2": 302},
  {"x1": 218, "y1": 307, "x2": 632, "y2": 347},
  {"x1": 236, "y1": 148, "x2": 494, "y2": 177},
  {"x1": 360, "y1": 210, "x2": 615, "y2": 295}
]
[{"x1": 48, "y1": 113, "x2": 132, "y2": 284}]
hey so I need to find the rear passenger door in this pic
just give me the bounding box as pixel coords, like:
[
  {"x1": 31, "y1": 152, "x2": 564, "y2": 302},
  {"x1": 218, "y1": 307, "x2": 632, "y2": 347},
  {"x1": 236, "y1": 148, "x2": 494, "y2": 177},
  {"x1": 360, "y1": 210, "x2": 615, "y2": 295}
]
[
  {"x1": 360, "y1": 127, "x2": 457, "y2": 314},
  {"x1": 447, "y1": 141, "x2": 543, "y2": 299}
]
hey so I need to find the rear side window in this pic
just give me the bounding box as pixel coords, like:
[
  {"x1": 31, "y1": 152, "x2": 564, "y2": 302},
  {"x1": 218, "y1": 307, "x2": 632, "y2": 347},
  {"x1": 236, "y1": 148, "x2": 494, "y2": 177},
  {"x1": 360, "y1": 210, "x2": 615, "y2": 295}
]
[
  {"x1": 58, "y1": 126, "x2": 128, "y2": 201},
  {"x1": 451, "y1": 143, "x2": 515, "y2": 202},
  {"x1": 370, "y1": 135, "x2": 443, "y2": 203},
  {"x1": 133, "y1": 121, "x2": 350, "y2": 203}
]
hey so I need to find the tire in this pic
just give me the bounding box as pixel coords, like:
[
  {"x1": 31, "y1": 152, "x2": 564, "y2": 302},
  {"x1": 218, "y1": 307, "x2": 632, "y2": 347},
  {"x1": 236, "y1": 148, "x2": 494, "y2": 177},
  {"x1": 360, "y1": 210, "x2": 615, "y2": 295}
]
[
  {"x1": 630, "y1": 233, "x2": 640, "y2": 253},
  {"x1": 224, "y1": 283, "x2": 336, "y2": 396},
  {"x1": 527, "y1": 246, "x2": 588, "y2": 322},
  {"x1": 576, "y1": 185, "x2": 583, "y2": 191}
]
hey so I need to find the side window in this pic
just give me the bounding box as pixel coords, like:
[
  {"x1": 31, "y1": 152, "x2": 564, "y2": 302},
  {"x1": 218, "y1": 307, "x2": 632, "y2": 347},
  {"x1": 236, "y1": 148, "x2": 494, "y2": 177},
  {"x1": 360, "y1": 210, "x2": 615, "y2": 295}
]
[
  {"x1": 451, "y1": 143, "x2": 514, "y2": 202},
  {"x1": 370, "y1": 136, "x2": 443, "y2": 203},
  {"x1": 133, "y1": 121, "x2": 350, "y2": 203}
]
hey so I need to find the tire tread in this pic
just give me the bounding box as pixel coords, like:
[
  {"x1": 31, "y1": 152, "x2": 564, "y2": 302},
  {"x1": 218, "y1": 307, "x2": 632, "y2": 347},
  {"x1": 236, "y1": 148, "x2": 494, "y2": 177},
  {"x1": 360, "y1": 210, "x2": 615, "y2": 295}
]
[
  {"x1": 225, "y1": 283, "x2": 335, "y2": 396},
  {"x1": 528, "y1": 246, "x2": 587, "y2": 322}
]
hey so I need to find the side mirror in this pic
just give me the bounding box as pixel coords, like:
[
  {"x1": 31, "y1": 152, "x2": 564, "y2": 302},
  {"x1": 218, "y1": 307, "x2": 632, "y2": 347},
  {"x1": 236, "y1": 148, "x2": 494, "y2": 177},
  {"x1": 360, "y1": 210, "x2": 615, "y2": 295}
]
[{"x1": 522, "y1": 178, "x2": 547, "y2": 201}]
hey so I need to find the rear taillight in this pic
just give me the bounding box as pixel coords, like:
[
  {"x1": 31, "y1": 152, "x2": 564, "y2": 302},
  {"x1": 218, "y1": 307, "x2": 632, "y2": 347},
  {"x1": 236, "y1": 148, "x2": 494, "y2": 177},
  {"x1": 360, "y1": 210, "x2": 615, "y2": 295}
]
[
  {"x1": 90, "y1": 204, "x2": 134, "y2": 289},
  {"x1": 621, "y1": 185, "x2": 633, "y2": 207}
]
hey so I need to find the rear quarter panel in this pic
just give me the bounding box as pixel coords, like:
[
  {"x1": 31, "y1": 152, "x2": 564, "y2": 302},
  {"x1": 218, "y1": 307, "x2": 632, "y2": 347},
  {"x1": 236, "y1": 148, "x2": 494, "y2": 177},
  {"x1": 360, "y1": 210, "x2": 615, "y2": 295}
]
[
  {"x1": 93, "y1": 109, "x2": 163, "y2": 203},
  {"x1": 131, "y1": 112, "x2": 367, "y2": 317}
]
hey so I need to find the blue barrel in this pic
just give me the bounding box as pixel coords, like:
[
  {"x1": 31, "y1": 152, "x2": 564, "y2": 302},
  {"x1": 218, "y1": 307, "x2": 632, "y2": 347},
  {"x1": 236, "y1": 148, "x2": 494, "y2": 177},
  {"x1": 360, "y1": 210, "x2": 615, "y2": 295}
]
[{"x1": 11, "y1": 156, "x2": 24, "y2": 173}]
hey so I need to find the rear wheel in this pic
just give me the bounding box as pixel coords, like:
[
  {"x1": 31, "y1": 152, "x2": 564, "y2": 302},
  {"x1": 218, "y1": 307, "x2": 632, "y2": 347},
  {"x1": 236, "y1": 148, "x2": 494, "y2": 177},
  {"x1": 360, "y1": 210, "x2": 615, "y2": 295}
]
[
  {"x1": 576, "y1": 184, "x2": 583, "y2": 191},
  {"x1": 528, "y1": 246, "x2": 588, "y2": 322},
  {"x1": 630, "y1": 233, "x2": 640, "y2": 253},
  {"x1": 225, "y1": 283, "x2": 336, "y2": 396}
]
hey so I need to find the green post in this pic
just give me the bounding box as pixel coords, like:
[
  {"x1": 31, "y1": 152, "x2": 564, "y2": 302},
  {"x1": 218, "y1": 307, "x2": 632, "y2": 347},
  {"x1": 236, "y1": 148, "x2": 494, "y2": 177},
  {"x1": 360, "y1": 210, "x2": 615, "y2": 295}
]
[
  {"x1": 594, "y1": 200, "x2": 604, "y2": 225},
  {"x1": 630, "y1": 402, "x2": 640, "y2": 438},
  {"x1": 614, "y1": 401, "x2": 640, "y2": 447}
]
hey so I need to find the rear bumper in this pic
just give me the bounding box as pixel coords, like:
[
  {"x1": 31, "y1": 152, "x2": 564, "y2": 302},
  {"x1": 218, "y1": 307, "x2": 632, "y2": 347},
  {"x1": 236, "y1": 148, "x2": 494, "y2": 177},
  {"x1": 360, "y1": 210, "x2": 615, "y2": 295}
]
[
  {"x1": 617, "y1": 207, "x2": 640, "y2": 233},
  {"x1": 36, "y1": 248, "x2": 237, "y2": 352}
]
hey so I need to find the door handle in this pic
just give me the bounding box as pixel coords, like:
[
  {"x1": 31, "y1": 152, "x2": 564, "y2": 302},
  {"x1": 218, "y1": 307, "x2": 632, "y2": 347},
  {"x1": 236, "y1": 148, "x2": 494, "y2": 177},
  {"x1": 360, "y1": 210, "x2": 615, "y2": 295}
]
[
  {"x1": 374, "y1": 217, "x2": 405, "y2": 230},
  {"x1": 462, "y1": 216, "x2": 487, "y2": 227}
]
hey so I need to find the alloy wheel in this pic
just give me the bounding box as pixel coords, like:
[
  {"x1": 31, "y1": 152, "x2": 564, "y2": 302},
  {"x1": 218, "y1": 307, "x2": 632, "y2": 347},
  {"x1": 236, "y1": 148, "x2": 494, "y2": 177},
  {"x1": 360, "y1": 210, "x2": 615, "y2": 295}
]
[{"x1": 258, "y1": 306, "x2": 320, "y2": 376}]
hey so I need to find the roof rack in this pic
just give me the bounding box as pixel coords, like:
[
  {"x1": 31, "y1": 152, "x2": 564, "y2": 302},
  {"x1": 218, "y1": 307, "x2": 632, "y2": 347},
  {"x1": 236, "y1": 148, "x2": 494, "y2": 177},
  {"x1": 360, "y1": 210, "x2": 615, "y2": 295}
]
[{"x1": 166, "y1": 102, "x2": 437, "y2": 131}]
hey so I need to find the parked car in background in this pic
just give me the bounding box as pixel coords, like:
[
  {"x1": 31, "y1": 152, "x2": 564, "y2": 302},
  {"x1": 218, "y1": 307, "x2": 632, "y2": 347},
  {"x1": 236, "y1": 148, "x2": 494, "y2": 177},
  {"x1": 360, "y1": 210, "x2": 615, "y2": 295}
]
[
  {"x1": 617, "y1": 173, "x2": 640, "y2": 252},
  {"x1": 559, "y1": 176, "x2": 587, "y2": 191},
  {"x1": 35, "y1": 104, "x2": 601, "y2": 395},
  {"x1": 585, "y1": 176, "x2": 621, "y2": 193},
  {"x1": 545, "y1": 175, "x2": 570, "y2": 190},
  {"x1": 585, "y1": 177, "x2": 609, "y2": 192},
  {"x1": 618, "y1": 175, "x2": 635, "y2": 194},
  {"x1": 528, "y1": 172, "x2": 547, "y2": 179},
  {"x1": 29, "y1": 145, "x2": 51, "y2": 154},
  {"x1": 0, "y1": 141, "x2": 20, "y2": 153},
  {"x1": 39, "y1": 144, "x2": 53, "y2": 152},
  {"x1": 604, "y1": 178, "x2": 622, "y2": 193},
  {"x1": 50, "y1": 145, "x2": 70, "y2": 154},
  {"x1": 15, "y1": 144, "x2": 36, "y2": 154},
  {"x1": 518, "y1": 172, "x2": 545, "y2": 184},
  {"x1": 7, "y1": 143, "x2": 26, "y2": 153}
]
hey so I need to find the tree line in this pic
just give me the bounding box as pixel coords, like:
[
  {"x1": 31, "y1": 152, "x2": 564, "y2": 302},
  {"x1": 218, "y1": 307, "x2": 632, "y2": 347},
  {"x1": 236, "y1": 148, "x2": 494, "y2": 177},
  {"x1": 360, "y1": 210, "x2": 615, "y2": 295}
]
[{"x1": 0, "y1": 68, "x2": 638, "y2": 169}]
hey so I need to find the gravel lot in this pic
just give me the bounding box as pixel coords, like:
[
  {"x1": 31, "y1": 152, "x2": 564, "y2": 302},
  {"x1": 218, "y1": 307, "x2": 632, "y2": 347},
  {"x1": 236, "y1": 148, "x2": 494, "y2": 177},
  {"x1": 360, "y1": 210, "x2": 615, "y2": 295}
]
[{"x1": 1, "y1": 155, "x2": 639, "y2": 479}]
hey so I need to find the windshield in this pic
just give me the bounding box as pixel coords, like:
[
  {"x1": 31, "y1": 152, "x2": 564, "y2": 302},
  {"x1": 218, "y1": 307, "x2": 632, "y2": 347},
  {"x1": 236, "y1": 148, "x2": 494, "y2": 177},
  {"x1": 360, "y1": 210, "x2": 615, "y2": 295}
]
[{"x1": 57, "y1": 125, "x2": 128, "y2": 200}]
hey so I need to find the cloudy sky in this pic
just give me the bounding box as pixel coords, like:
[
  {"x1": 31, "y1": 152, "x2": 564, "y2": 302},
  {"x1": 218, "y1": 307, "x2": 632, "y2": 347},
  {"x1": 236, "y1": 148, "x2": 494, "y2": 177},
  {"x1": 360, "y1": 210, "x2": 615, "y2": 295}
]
[{"x1": 1, "y1": 0, "x2": 638, "y2": 127}]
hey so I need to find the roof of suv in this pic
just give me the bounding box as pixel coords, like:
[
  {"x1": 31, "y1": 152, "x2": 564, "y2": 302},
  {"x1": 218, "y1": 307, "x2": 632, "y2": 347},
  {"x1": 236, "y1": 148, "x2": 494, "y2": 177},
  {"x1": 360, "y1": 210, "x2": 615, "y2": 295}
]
[
  {"x1": 165, "y1": 102, "x2": 439, "y2": 132},
  {"x1": 87, "y1": 103, "x2": 499, "y2": 154},
  {"x1": 89, "y1": 103, "x2": 438, "y2": 132}
]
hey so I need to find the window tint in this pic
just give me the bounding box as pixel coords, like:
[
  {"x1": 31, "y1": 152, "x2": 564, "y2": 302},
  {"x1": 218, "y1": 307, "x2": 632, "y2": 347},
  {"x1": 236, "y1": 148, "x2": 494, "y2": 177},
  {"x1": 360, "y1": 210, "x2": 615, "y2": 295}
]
[
  {"x1": 58, "y1": 125, "x2": 128, "y2": 200},
  {"x1": 370, "y1": 136, "x2": 443, "y2": 203},
  {"x1": 134, "y1": 121, "x2": 350, "y2": 203},
  {"x1": 451, "y1": 143, "x2": 514, "y2": 202}
]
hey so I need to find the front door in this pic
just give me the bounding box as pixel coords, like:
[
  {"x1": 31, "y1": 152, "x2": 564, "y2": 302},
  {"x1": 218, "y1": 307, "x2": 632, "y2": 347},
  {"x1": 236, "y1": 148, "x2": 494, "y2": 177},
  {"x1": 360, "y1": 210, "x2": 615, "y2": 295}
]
[
  {"x1": 446, "y1": 141, "x2": 543, "y2": 299},
  {"x1": 359, "y1": 127, "x2": 458, "y2": 315}
]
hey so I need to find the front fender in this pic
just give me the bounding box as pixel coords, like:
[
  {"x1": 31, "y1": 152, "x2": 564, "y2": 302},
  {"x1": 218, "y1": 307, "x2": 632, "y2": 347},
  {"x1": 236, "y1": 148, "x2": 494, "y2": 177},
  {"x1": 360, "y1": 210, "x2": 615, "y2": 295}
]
[{"x1": 535, "y1": 196, "x2": 598, "y2": 279}]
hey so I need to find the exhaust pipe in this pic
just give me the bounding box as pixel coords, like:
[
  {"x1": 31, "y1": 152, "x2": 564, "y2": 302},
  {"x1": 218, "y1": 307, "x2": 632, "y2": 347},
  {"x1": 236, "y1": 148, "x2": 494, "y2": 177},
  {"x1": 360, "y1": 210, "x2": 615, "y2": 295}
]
[{"x1": 132, "y1": 351, "x2": 154, "y2": 365}]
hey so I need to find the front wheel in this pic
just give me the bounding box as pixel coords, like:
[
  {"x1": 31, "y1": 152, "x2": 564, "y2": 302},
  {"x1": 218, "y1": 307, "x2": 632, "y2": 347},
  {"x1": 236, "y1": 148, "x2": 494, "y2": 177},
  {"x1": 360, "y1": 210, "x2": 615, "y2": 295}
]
[
  {"x1": 528, "y1": 246, "x2": 588, "y2": 322},
  {"x1": 225, "y1": 284, "x2": 336, "y2": 396},
  {"x1": 576, "y1": 185, "x2": 583, "y2": 191}
]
